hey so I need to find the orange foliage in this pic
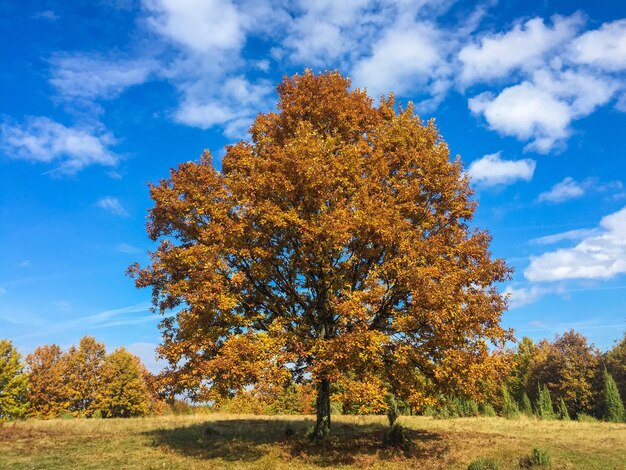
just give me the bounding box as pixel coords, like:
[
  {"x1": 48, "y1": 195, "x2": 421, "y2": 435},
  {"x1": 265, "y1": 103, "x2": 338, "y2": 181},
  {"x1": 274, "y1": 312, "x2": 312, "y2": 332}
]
[{"x1": 130, "y1": 71, "x2": 512, "y2": 430}]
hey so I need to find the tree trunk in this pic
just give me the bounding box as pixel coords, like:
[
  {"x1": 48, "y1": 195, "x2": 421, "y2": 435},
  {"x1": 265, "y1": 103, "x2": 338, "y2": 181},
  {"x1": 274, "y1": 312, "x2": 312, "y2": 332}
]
[{"x1": 314, "y1": 378, "x2": 331, "y2": 439}]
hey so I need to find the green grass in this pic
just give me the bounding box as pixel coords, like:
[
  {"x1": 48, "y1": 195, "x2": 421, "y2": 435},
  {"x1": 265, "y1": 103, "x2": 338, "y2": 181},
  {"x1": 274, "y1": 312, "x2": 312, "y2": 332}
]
[{"x1": 0, "y1": 414, "x2": 625, "y2": 469}]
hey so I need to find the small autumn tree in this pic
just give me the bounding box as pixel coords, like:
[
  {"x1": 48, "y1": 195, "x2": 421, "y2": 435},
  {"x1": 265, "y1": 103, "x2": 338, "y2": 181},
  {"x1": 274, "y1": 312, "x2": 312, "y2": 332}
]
[
  {"x1": 26, "y1": 344, "x2": 67, "y2": 418},
  {"x1": 130, "y1": 70, "x2": 512, "y2": 438},
  {"x1": 97, "y1": 348, "x2": 151, "y2": 418},
  {"x1": 526, "y1": 330, "x2": 600, "y2": 417},
  {"x1": 62, "y1": 336, "x2": 106, "y2": 417},
  {"x1": 0, "y1": 340, "x2": 29, "y2": 420}
]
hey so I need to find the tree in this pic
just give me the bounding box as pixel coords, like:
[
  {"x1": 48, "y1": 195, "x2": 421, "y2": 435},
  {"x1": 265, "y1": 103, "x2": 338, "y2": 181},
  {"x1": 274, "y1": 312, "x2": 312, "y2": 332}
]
[
  {"x1": 601, "y1": 368, "x2": 625, "y2": 423},
  {"x1": 526, "y1": 331, "x2": 600, "y2": 417},
  {"x1": 97, "y1": 348, "x2": 151, "y2": 418},
  {"x1": 605, "y1": 333, "x2": 626, "y2": 403},
  {"x1": 520, "y1": 392, "x2": 533, "y2": 416},
  {"x1": 0, "y1": 340, "x2": 29, "y2": 420},
  {"x1": 129, "y1": 70, "x2": 512, "y2": 438},
  {"x1": 501, "y1": 386, "x2": 519, "y2": 418},
  {"x1": 536, "y1": 384, "x2": 555, "y2": 420},
  {"x1": 62, "y1": 336, "x2": 106, "y2": 417},
  {"x1": 26, "y1": 344, "x2": 67, "y2": 418},
  {"x1": 558, "y1": 398, "x2": 570, "y2": 420},
  {"x1": 508, "y1": 336, "x2": 537, "y2": 403}
]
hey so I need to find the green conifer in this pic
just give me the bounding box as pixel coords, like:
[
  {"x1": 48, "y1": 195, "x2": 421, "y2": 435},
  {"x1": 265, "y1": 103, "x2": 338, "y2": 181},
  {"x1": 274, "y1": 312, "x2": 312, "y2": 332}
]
[
  {"x1": 558, "y1": 398, "x2": 570, "y2": 420},
  {"x1": 602, "y1": 368, "x2": 625, "y2": 423},
  {"x1": 520, "y1": 392, "x2": 533, "y2": 415},
  {"x1": 536, "y1": 384, "x2": 555, "y2": 420}
]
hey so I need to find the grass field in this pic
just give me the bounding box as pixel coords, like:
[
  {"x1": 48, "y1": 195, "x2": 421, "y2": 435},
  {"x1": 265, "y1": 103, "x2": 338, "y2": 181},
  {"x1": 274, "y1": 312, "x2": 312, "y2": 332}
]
[{"x1": 1, "y1": 414, "x2": 625, "y2": 469}]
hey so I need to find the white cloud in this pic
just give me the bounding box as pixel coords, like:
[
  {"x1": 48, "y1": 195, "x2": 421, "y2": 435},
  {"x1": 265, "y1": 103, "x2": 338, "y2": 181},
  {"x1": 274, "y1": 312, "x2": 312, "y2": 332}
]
[
  {"x1": 505, "y1": 285, "x2": 560, "y2": 308},
  {"x1": 143, "y1": 0, "x2": 245, "y2": 53},
  {"x1": 467, "y1": 152, "x2": 535, "y2": 187},
  {"x1": 173, "y1": 76, "x2": 274, "y2": 137},
  {"x1": 97, "y1": 196, "x2": 129, "y2": 217},
  {"x1": 570, "y1": 19, "x2": 626, "y2": 71},
  {"x1": 284, "y1": 0, "x2": 375, "y2": 66},
  {"x1": 1, "y1": 117, "x2": 118, "y2": 173},
  {"x1": 538, "y1": 177, "x2": 585, "y2": 203},
  {"x1": 459, "y1": 15, "x2": 582, "y2": 84},
  {"x1": 50, "y1": 54, "x2": 155, "y2": 101},
  {"x1": 537, "y1": 177, "x2": 622, "y2": 203},
  {"x1": 469, "y1": 69, "x2": 617, "y2": 152},
  {"x1": 351, "y1": 21, "x2": 448, "y2": 101},
  {"x1": 525, "y1": 206, "x2": 626, "y2": 282}
]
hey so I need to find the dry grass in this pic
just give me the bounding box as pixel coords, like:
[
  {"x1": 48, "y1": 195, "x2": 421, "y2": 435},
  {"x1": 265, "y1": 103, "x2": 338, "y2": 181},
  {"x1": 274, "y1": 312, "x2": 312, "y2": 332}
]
[{"x1": 0, "y1": 414, "x2": 624, "y2": 469}]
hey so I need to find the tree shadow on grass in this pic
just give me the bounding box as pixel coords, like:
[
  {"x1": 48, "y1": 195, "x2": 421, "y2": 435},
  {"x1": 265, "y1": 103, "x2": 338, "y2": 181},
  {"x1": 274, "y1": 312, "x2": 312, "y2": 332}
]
[{"x1": 145, "y1": 418, "x2": 447, "y2": 467}]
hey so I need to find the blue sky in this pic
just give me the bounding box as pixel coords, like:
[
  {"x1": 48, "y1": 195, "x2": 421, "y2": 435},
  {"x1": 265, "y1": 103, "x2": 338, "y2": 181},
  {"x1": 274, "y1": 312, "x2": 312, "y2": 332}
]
[{"x1": 2, "y1": 0, "x2": 626, "y2": 370}]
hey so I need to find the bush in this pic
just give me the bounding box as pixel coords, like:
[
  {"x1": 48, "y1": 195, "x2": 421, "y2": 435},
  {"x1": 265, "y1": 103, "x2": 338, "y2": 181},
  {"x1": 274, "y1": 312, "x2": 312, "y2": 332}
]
[
  {"x1": 330, "y1": 400, "x2": 343, "y2": 416},
  {"x1": 434, "y1": 397, "x2": 481, "y2": 419},
  {"x1": 383, "y1": 423, "x2": 413, "y2": 451},
  {"x1": 59, "y1": 411, "x2": 75, "y2": 420},
  {"x1": 482, "y1": 403, "x2": 497, "y2": 417},
  {"x1": 284, "y1": 424, "x2": 295, "y2": 438},
  {"x1": 386, "y1": 393, "x2": 399, "y2": 426},
  {"x1": 529, "y1": 448, "x2": 550, "y2": 466},
  {"x1": 577, "y1": 413, "x2": 598, "y2": 423},
  {"x1": 467, "y1": 457, "x2": 500, "y2": 470}
]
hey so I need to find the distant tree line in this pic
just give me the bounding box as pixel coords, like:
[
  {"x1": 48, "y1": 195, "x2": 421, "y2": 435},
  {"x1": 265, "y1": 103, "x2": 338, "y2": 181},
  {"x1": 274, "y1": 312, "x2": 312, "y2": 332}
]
[
  {"x1": 1, "y1": 330, "x2": 624, "y2": 422},
  {"x1": 0, "y1": 336, "x2": 166, "y2": 420}
]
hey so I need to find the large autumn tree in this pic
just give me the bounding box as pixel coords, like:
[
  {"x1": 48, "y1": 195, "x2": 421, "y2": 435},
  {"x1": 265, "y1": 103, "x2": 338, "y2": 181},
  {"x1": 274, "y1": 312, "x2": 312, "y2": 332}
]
[{"x1": 130, "y1": 70, "x2": 511, "y2": 438}]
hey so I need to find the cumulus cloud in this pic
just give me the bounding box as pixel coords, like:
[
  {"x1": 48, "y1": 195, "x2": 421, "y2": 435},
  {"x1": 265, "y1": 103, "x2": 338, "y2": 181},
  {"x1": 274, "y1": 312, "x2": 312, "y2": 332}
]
[
  {"x1": 467, "y1": 152, "x2": 535, "y2": 187},
  {"x1": 50, "y1": 54, "x2": 155, "y2": 101},
  {"x1": 525, "y1": 207, "x2": 626, "y2": 282},
  {"x1": 143, "y1": 0, "x2": 245, "y2": 53},
  {"x1": 173, "y1": 76, "x2": 275, "y2": 137},
  {"x1": 459, "y1": 15, "x2": 583, "y2": 84},
  {"x1": 351, "y1": 21, "x2": 448, "y2": 101},
  {"x1": 96, "y1": 196, "x2": 129, "y2": 217},
  {"x1": 538, "y1": 177, "x2": 585, "y2": 203},
  {"x1": 469, "y1": 69, "x2": 617, "y2": 152},
  {"x1": 0, "y1": 117, "x2": 118, "y2": 173},
  {"x1": 537, "y1": 177, "x2": 622, "y2": 203},
  {"x1": 570, "y1": 19, "x2": 626, "y2": 71},
  {"x1": 28, "y1": 3, "x2": 626, "y2": 147},
  {"x1": 284, "y1": 0, "x2": 374, "y2": 66}
]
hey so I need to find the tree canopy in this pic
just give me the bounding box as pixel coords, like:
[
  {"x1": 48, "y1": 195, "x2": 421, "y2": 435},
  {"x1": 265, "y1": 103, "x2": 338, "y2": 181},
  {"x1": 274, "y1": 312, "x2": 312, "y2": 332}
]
[
  {"x1": 130, "y1": 70, "x2": 512, "y2": 437},
  {"x1": 0, "y1": 339, "x2": 29, "y2": 420}
]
